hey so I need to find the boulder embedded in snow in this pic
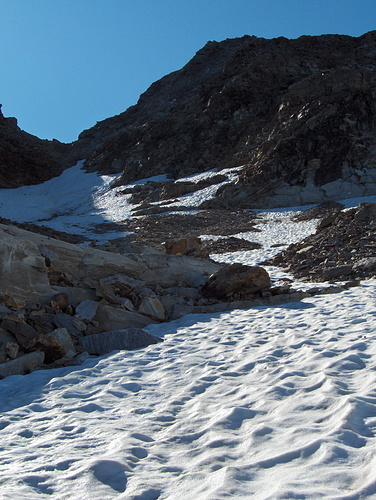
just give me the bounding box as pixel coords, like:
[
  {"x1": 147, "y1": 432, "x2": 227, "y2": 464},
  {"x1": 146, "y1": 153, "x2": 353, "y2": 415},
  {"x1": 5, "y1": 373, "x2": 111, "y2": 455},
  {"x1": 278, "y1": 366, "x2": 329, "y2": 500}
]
[
  {"x1": 0, "y1": 351, "x2": 45, "y2": 378},
  {"x1": 78, "y1": 328, "x2": 163, "y2": 355},
  {"x1": 202, "y1": 264, "x2": 271, "y2": 300}
]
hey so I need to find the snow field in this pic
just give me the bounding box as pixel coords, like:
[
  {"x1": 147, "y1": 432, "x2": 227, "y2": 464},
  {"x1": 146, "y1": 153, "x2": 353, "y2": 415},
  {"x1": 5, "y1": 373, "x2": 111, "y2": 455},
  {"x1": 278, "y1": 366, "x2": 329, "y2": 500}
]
[
  {"x1": 0, "y1": 281, "x2": 375, "y2": 499},
  {"x1": 0, "y1": 163, "x2": 242, "y2": 241},
  {"x1": 1, "y1": 163, "x2": 376, "y2": 498}
]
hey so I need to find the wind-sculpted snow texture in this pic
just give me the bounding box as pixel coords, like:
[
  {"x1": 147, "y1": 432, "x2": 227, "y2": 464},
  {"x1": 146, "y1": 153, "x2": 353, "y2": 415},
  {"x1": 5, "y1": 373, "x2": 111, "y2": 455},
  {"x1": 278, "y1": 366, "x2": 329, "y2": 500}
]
[{"x1": 0, "y1": 280, "x2": 375, "y2": 499}]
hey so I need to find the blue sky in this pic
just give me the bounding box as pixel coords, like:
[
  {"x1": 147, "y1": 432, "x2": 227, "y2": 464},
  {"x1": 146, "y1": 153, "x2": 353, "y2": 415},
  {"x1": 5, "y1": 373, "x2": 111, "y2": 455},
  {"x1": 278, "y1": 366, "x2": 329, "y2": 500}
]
[{"x1": 1, "y1": 0, "x2": 375, "y2": 143}]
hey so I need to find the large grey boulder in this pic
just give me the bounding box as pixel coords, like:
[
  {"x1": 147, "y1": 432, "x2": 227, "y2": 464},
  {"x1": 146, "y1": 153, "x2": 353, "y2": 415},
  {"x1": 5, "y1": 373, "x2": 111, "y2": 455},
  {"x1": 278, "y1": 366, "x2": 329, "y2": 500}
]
[
  {"x1": 78, "y1": 328, "x2": 163, "y2": 355},
  {"x1": 93, "y1": 303, "x2": 157, "y2": 332}
]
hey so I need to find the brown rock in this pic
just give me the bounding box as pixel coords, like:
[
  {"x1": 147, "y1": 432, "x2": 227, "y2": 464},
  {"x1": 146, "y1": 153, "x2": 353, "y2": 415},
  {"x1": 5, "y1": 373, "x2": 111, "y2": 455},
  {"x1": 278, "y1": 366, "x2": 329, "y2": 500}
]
[
  {"x1": 0, "y1": 295, "x2": 26, "y2": 311},
  {"x1": 202, "y1": 264, "x2": 271, "y2": 300},
  {"x1": 138, "y1": 297, "x2": 165, "y2": 321},
  {"x1": 2, "y1": 318, "x2": 40, "y2": 349},
  {"x1": 50, "y1": 292, "x2": 70, "y2": 310},
  {"x1": 28, "y1": 311, "x2": 55, "y2": 335},
  {"x1": 164, "y1": 237, "x2": 208, "y2": 258},
  {"x1": 39, "y1": 328, "x2": 76, "y2": 364}
]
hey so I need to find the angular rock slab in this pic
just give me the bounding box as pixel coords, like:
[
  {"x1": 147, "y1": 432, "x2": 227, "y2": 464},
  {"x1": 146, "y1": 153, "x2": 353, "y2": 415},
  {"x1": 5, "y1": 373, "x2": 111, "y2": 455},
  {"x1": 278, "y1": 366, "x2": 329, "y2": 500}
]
[
  {"x1": 138, "y1": 297, "x2": 165, "y2": 320},
  {"x1": 0, "y1": 351, "x2": 45, "y2": 378},
  {"x1": 40, "y1": 328, "x2": 76, "y2": 363},
  {"x1": 75, "y1": 300, "x2": 100, "y2": 322},
  {"x1": 2, "y1": 318, "x2": 40, "y2": 349},
  {"x1": 78, "y1": 328, "x2": 163, "y2": 355},
  {"x1": 93, "y1": 304, "x2": 156, "y2": 332}
]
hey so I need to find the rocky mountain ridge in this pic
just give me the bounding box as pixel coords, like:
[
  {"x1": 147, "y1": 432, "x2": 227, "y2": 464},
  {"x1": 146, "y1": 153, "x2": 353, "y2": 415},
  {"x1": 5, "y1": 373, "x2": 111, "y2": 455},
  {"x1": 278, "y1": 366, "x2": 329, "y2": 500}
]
[{"x1": 1, "y1": 31, "x2": 376, "y2": 209}]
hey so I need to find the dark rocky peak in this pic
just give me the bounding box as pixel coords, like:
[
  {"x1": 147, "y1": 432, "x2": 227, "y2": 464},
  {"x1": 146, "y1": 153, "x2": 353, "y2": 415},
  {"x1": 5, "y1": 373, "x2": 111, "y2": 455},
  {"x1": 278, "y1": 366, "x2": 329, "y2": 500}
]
[
  {"x1": 2, "y1": 31, "x2": 376, "y2": 208},
  {"x1": 0, "y1": 107, "x2": 74, "y2": 188},
  {"x1": 74, "y1": 31, "x2": 376, "y2": 208}
]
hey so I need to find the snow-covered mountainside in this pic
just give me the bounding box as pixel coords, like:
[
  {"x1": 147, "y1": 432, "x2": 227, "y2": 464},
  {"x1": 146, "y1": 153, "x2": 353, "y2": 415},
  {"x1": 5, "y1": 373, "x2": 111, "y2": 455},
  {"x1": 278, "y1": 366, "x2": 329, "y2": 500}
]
[{"x1": 0, "y1": 161, "x2": 375, "y2": 498}]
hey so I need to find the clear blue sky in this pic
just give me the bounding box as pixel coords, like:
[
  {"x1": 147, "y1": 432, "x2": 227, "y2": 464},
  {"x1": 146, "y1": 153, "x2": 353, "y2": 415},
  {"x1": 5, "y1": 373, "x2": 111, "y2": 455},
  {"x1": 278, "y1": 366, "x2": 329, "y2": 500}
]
[{"x1": 1, "y1": 0, "x2": 375, "y2": 143}]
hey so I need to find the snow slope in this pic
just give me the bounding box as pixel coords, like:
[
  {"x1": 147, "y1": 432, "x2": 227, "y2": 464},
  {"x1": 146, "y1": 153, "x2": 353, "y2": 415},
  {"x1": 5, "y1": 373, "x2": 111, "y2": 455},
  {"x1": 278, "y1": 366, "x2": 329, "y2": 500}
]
[
  {"x1": 0, "y1": 163, "x2": 241, "y2": 241},
  {"x1": 0, "y1": 164, "x2": 376, "y2": 499},
  {"x1": 0, "y1": 281, "x2": 375, "y2": 499}
]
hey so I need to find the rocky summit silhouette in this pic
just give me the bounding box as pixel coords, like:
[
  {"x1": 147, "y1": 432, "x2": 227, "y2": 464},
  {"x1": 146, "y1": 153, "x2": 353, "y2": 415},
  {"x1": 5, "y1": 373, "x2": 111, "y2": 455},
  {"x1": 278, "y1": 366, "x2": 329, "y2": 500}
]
[{"x1": 1, "y1": 31, "x2": 376, "y2": 208}]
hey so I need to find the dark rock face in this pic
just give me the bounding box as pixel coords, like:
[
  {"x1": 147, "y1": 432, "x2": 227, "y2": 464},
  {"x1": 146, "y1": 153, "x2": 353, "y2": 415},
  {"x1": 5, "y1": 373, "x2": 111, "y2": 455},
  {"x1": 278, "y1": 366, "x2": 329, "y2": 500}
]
[
  {"x1": 2, "y1": 32, "x2": 376, "y2": 206},
  {"x1": 74, "y1": 31, "x2": 376, "y2": 208},
  {"x1": 0, "y1": 109, "x2": 73, "y2": 188}
]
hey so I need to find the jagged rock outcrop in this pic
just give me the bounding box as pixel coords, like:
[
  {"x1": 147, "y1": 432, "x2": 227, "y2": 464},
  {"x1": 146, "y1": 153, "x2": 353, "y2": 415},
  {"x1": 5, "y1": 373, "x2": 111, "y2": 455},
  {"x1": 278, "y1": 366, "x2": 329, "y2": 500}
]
[
  {"x1": 74, "y1": 31, "x2": 376, "y2": 208},
  {"x1": 0, "y1": 108, "x2": 74, "y2": 188},
  {"x1": 0, "y1": 221, "x2": 300, "y2": 377},
  {"x1": 2, "y1": 32, "x2": 376, "y2": 208},
  {"x1": 266, "y1": 203, "x2": 376, "y2": 282},
  {"x1": 0, "y1": 221, "x2": 217, "y2": 376}
]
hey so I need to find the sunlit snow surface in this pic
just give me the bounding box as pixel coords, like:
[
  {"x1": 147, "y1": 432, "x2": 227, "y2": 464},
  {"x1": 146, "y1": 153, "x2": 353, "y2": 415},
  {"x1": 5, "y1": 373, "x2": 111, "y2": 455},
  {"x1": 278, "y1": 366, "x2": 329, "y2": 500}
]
[
  {"x1": 1, "y1": 163, "x2": 376, "y2": 499},
  {"x1": 0, "y1": 163, "x2": 242, "y2": 240},
  {"x1": 1, "y1": 282, "x2": 376, "y2": 499}
]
